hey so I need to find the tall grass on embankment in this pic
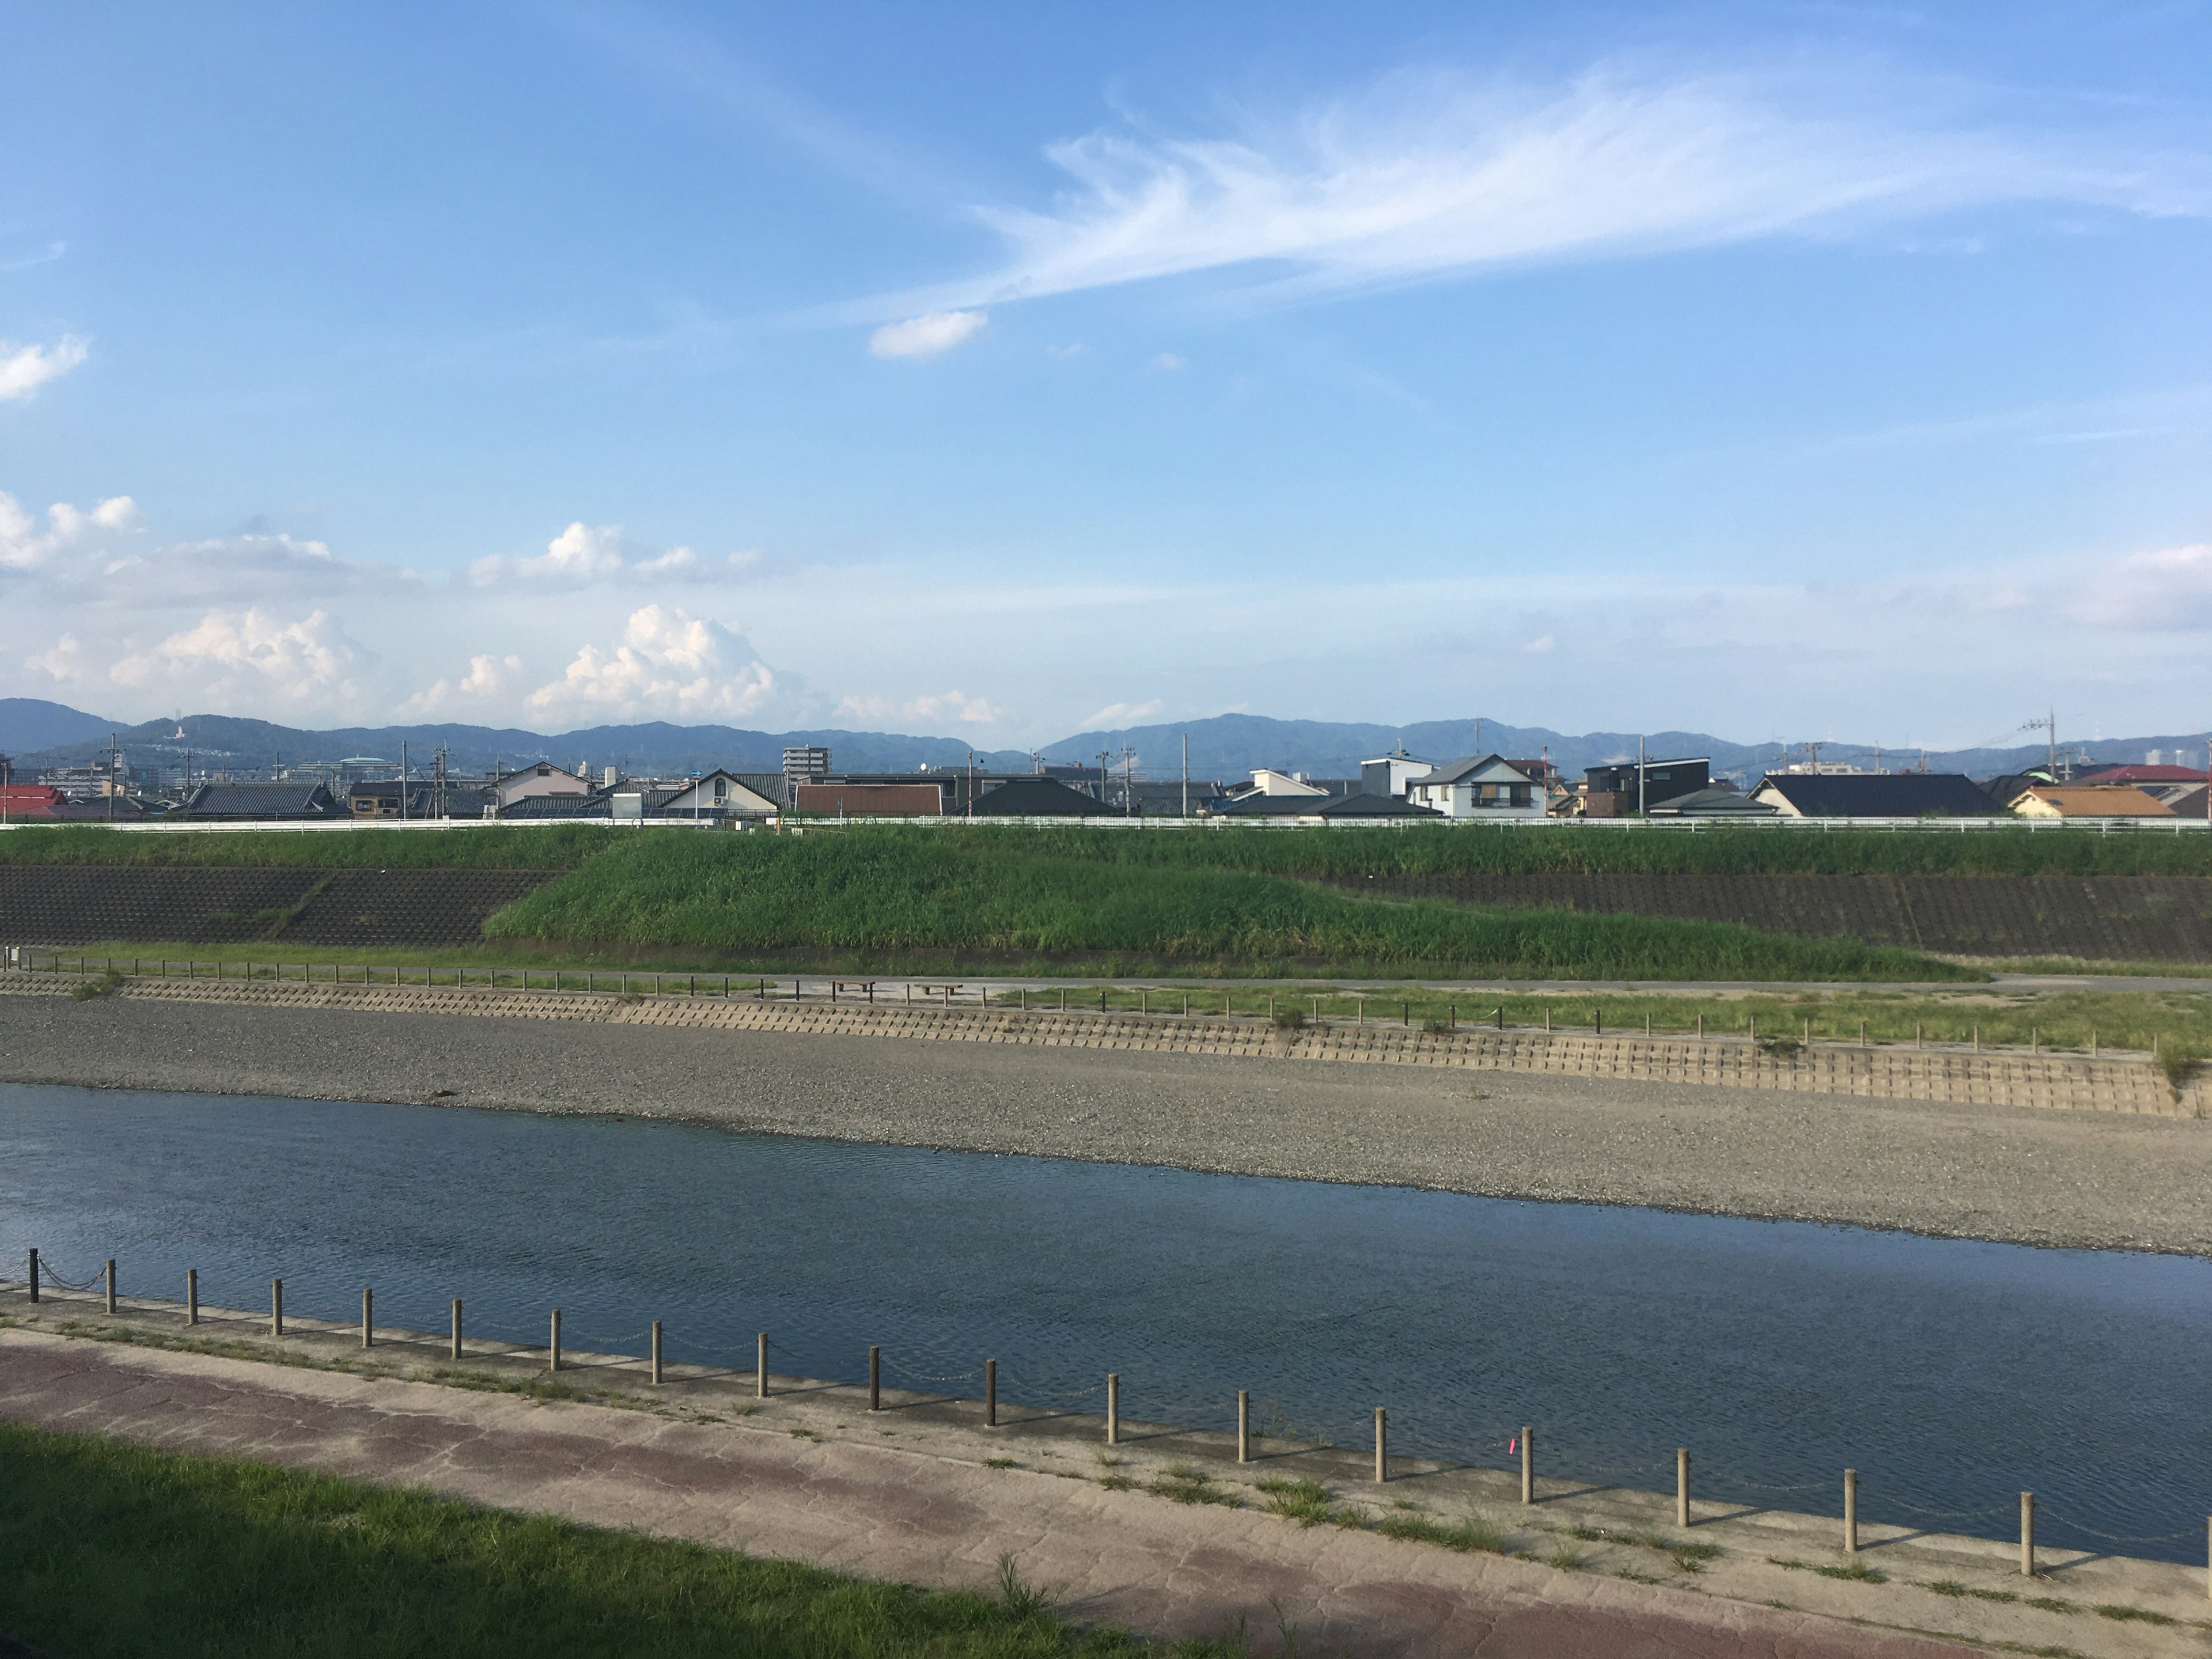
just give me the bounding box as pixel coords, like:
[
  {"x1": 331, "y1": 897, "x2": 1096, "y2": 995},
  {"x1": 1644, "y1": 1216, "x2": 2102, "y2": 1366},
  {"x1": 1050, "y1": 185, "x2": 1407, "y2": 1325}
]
[
  {"x1": 5, "y1": 818, "x2": 2210, "y2": 878},
  {"x1": 0, "y1": 823, "x2": 602, "y2": 869},
  {"x1": 482, "y1": 830, "x2": 1974, "y2": 982},
  {"x1": 0, "y1": 1422, "x2": 1229, "y2": 1658}
]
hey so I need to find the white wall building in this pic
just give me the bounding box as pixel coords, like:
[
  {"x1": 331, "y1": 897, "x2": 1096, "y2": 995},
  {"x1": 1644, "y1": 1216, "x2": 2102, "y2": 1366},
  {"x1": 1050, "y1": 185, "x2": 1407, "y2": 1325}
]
[
  {"x1": 492, "y1": 762, "x2": 592, "y2": 810},
  {"x1": 1404, "y1": 755, "x2": 1548, "y2": 821}
]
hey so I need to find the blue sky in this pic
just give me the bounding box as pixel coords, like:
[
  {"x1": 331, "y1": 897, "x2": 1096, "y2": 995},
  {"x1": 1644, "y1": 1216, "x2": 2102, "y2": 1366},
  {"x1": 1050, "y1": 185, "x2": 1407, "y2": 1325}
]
[{"x1": 2, "y1": 1, "x2": 2209, "y2": 750}]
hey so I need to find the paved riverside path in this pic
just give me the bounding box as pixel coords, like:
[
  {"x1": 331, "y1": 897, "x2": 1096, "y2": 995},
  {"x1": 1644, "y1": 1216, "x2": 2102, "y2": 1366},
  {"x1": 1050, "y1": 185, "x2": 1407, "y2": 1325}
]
[{"x1": 0, "y1": 1331, "x2": 1972, "y2": 1659}]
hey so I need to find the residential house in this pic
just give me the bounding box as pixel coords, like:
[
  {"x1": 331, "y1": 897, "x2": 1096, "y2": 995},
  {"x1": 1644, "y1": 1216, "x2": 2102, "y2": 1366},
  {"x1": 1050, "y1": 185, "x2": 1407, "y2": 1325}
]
[
  {"x1": 971, "y1": 777, "x2": 1117, "y2": 817},
  {"x1": 658, "y1": 770, "x2": 782, "y2": 819},
  {"x1": 1404, "y1": 755, "x2": 1547, "y2": 821},
  {"x1": 2008, "y1": 786, "x2": 2176, "y2": 820},
  {"x1": 794, "y1": 781, "x2": 943, "y2": 817},
  {"x1": 1646, "y1": 786, "x2": 1778, "y2": 817},
  {"x1": 0, "y1": 785, "x2": 65, "y2": 819},
  {"x1": 1582, "y1": 758, "x2": 1710, "y2": 816},
  {"x1": 1210, "y1": 792, "x2": 1441, "y2": 823},
  {"x1": 492, "y1": 762, "x2": 592, "y2": 813},
  {"x1": 1359, "y1": 751, "x2": 1434, "y2": 797},
  {"x1": 1751, "y1": 774, "x2": 2000, "y2": 818},
  {"x1": 179, "y1": 781, "x2": 344, "y2": 820}
]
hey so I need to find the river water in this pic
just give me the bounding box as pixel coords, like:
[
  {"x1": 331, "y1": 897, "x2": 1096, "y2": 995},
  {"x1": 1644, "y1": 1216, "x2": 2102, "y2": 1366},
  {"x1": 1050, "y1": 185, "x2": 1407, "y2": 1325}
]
[{"x1": 3, "y1": 1082, "x2": 2207, "y2": 1562}]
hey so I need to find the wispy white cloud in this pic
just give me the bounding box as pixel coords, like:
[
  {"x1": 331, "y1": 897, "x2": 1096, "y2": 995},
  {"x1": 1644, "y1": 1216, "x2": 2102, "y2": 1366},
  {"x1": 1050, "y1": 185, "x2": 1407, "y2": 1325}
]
[
  {"x1": 869, "y1": 309, "x2": 988, "y2": 359},
  {"x1": 837, "y1": 688, "x2": 1002, "y2": 725},
  {"x1": 0, "y1": 334, "x2": 89, "y2": 400},
  {"x1": 468, "y1": 520, "x2": 746, "y2": 587},
  {"x1": 869, "y1": 63, "x2": 2208, "y2": 318},
  {"x1": 1080, "y1": 698, "x2": 1164, "y2": 729},
  {"x1": 0, "y1": 240, "x2": 66, "y2": 274}
]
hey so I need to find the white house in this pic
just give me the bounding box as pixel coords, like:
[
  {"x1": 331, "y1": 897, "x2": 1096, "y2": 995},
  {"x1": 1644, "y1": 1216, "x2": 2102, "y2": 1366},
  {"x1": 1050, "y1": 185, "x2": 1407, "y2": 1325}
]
[
  {"x1": 1404, "y1": 755, "x2": 1548, "y2": 821},
  {"x1": 1360, "y1": 750, "x2": 1434, "y2": 797},
  {"x1": 493, "y1": 762, "x2": 592, "y2": 810},
  {"x1": 658, "y1": 770, "x2": 782, "y2": 817},
  {"x1": 1240, "y1": 768, "x2": 1330, "y2": 797}
]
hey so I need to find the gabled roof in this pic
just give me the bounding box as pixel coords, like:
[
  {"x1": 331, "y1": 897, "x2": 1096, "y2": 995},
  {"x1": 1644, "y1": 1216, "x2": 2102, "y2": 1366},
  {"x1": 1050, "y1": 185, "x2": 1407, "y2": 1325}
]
[
  {"x1": 1212, "y1": 791, "x2": 1440, "y2": 819},
  {"x1": 1410, "y1": 753, "x2": 1536, "y2": 788},
  {"x1": 2077, "y1": 764, "x2": 2208, "y2": 783},
  {"x1": 2012, "y1": 786, "x2": 2175, "y2": 818},
  {"x1": 1646, "y1": 787, "x2": 1777, "y2": 816},
  {"x1": 971, "y1": 777, "x2": 1116, "y2": 817},
  {"x1": 180, "y1": 781, "x2": 341, "y2": 819},
  {"x1": 1752, "y1": 773, "x2": 1999, "y2": 817},
  {"x1": 498, "y1": 793, "x2": 611, "y2": 819}
]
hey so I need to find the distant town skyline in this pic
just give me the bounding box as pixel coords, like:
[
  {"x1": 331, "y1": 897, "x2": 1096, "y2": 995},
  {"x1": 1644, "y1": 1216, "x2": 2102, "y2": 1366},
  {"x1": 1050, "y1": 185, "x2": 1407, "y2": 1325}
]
[{"x1": 2, "y1": 2, "x2": 2209, "y2": 747}]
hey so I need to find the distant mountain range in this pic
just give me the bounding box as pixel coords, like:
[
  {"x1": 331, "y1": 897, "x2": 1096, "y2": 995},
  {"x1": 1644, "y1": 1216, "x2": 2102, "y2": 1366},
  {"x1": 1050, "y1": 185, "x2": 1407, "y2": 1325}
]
[{"x1": 1, "y1": 696, "x2": 2200, "y2": 785}]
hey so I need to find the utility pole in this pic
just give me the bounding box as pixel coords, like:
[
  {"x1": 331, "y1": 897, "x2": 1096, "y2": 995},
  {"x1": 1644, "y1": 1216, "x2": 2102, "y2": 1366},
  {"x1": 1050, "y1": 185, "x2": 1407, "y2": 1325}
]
[
  {"x1": 1637, "y1": 734, "x2": 1646, "y2": 817},
  {"x1": 2047, "y1": 707, "x2": 2057, "y2": 779},
  {"x1": 108, "y1": 733, "x2": 119, "y2": 823},
  {"x1": 1, "y1": 751, "x2": 10, "y2": 826},
  {"x1": 1123, "y1": 747, "x2": 1136, "y2": 817},
  {"x1": 400, "y1": 740, "x2": 409, "y2": 820},
  {"x1": 1096, "y1": 749, "x2": 1112, "y2": 807},
  {"x1": 1181, "y1": 733, "x2": 1189, "y2": 819}
]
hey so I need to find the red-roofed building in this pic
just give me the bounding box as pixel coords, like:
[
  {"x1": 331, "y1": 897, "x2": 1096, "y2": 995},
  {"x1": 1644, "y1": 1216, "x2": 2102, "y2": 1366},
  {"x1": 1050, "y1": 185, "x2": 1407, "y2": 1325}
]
[
  {"x1": 0, "y1": 784, "x2": 65, "y2": 818},
  {"x1": 2078, "y1": 764, "x2": 2209, "y2": 784}
]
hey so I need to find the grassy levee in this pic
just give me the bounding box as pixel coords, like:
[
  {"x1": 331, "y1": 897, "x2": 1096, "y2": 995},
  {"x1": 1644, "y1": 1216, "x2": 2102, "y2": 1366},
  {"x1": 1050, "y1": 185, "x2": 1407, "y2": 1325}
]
[
  {"x1": 480, "y1": 830, "x2": 1971, "y2": 982},
  {"x1": 0, "y1": 1422, "x2": 1227, "y2": 1659},
  {"x1": 0, "y1": 823, "x2": 603, "y2": 868},
  {"x1": 5, "y1": 819, "x2": 2212, "y2": 876}
]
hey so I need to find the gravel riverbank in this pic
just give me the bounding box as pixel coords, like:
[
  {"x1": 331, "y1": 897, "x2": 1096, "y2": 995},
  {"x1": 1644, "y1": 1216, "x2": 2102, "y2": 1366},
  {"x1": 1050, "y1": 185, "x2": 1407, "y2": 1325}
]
[{"x1": 3, "y1": 993, "x2": 2206, "y2": 1255}]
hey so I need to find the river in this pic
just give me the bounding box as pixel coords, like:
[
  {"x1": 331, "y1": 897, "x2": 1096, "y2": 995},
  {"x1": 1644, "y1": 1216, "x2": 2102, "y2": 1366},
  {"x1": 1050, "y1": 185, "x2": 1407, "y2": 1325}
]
[{"x1": 3, "y1": 1081, "x2": 2206, "y2": 1562}]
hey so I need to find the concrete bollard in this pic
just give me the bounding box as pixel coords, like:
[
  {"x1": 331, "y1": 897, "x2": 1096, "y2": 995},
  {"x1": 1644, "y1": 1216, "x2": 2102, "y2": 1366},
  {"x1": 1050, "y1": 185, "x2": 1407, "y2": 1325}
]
[
  {"x1": 1520, "y1": 1426, "x2": 1534, "y2": 1505},
  {"x1": 2021, "y1": 1491, "x2": 2035, "y2": 1577},
  {"x1": 105, "y1": 1259, "x2": 116, "y2": 1316},
  {"x1": 1861, "y1": 1019, "x2": 1869, "y2": 1047},
  {"x1": 187, "y1": 1268, "x2": 199, "y2": 1327},
  {"x1": 27, "y1": 1249, "x2": 37, "y2": 1304},
  {"x1": 650, "y1": 1320, "x2": 663, "y2": 1385},
  {"x1": 1844, "y1": 1469, "x2": 1858, "y2": 1554},
  {"x1": 1594, "y1": 1010, "x2": 1601, "y2": 1035},
  {"x1": 985, "y1": 1358, "x2": 998, "y2": 1427},
  {"x1": 1107, "y1": 1373, "x2": 1120, "y2": 1445},
  {"x1": 1544, "y1": 1009, "x2": 1551, "y2": 1035},
  {"x1": 271, "y1": 1278, "x2": 283, "y2": 1336},
  {"x1": 1238, "y1": 1390, "x2": 1251, "y2": 1463},
  {"x1": 1373, "y1": 1407, "x2": 1387, "y2": 1483},
  {"x1": 359, "y1": 1286, "x2": 371, "y2": 1348},
  {"x1": 450, "y1": 1299, "x2": 463, "y2": 1361},
  {"x1": 1644, "y1": 1013, "x2": 1651, "y2": 1037},
  {"x1": 549, "y1": 1309, "x2": 561, "y2": 1373},
  {"x1": 1697, "y1": 1013, "x2": 1705, "y2": 1041},
  {"x1": 869, "y1": 1346, "x2": 881, "y2": 1412},
  {"x1": 756, "y1": 1332, "x2": 767, "y2": 1398},
  {"x1": 1677, "y1": 1448, "x2": 1690, "y2": 1529}
]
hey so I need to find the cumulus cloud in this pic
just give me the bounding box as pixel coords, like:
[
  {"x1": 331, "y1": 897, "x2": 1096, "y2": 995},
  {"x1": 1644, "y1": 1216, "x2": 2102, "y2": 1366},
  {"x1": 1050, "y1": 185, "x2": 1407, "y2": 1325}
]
[
  {"x1": 0, "y1": 335, "x2": 89, "y2": 400},
  {"x1": 0, "y1": 491, "x2": 143, "y2": 571},
  {"x1": 40, "y1": 607, "x2": 374, "y2": 716},
  {"x1": 468, "y1": 520, "x2": 735, "y2": 587},
  {"x1": 877, "y1": 65, "x2": 2210, "y2": 316},
  {"x1": 1523, "y1": 634, "x2": 1556, "y2": 654},
  {"x1": 526, "y1": 604, "x2": 779, "y2": 720},
  {"x1": 403, "y1": 653, "x2": 525, "y2": 716},
  {"x1": 869, "y1": 309, "x2": 988, "y2": 358}
]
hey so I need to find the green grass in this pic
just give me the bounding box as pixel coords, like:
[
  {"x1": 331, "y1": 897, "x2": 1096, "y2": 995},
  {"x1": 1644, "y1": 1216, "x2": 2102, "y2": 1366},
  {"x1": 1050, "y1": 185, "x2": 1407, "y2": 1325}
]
[
  {"x1": 0, "y1": 1421, "x2": 1244, "y2": 1658},
  {"x1": 0, "y1": 823, "x2": 607, "y2": 869},
  {"x1": 478, "y1": 830, "x2": 1969, "y2": 982},
  {"x1": 14, "y1": 819, "x2": 2212, "y2": 877}
]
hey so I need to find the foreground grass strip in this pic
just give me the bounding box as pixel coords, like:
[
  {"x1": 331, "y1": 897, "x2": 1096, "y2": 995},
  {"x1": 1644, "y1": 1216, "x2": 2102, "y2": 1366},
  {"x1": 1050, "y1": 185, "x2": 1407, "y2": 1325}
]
[{"x1": 0, "y1": 1422, "x2": 1248, "y2": 1658}]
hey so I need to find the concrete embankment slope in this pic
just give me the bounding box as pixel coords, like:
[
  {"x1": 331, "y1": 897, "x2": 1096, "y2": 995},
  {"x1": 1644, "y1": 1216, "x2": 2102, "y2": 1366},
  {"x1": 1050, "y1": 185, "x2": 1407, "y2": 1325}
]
[
  {"x1": 6, "y1": 976, "x2": 2210, "y2": 1254},
  {"x1": 3, "y1": 969, "x2": 2197, "y2": 1116},
  {"x1": 16, "y1": 1315, "x2": 2184, "y2": 1659}
]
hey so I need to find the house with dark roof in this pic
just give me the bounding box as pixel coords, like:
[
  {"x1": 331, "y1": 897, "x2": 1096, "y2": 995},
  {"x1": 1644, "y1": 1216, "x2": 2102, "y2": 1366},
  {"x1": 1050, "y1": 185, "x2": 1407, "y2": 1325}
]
[
  {"x1": 178, "y1": 781, "x2": 344, "y2": 820},
  {"x1": 971, "y1": 777, "x2": 1117, "y2": 817},
  {"x1": 1210, "y1": 791, "x2": 1440, "y2": 823},
  {"x1": 1405, "y1": 755, "x2": 1546, "y2": 821},
  {"x1": 1645, "y1": 786, "x2": 1778, "y2": 817},
  {"x1": 657, "y1": 770, "x2": 782, "y2": 818},
  {"x1": 1749, "y1": 773, "x2": 2000, "y2": 819}
]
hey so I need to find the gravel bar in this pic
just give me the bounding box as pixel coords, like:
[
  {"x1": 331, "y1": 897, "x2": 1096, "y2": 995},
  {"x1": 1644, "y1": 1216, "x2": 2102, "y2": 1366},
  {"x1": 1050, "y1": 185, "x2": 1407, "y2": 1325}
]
[{"x1": 3, "y1": 994, "x2": 2207, "y2": 1256}]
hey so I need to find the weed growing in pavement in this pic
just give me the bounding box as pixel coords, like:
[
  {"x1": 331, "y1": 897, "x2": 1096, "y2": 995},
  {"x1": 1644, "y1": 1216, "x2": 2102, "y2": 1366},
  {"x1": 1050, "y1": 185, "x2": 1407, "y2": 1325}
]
[
  {"x1": 1548, "y1": 1539, "x2": 1583, "y2": 1570},
  {"x1": 2027, "y1": 1596, "x2": 2080, "y2": 1615},
  {"x1": 1149, "y1": 1465, "x2": 1244, "y2": 1508},
  {"x1": 1926, "y1": 1580, "x2": 2015, "y2": 1603},
  {"x1": 994, "y1": 1554, "x2": 1054, "y2": 1622},
  {"x1": 1097, "y1": 1474, "x2": 1135, "y2": 1492},
  {"x1": 1256, "y1": 1478, "x2": 1334, "y2": 1527},
  {"x1": 1271, "y1": 1006, "x2": 1305, "y2": 1031},
  {"x1": 2094, "y1": 1604, "x2": 2178, "y2": 1625},
  {"x1": 984, "y1": 1457, "x2": 1020, "y2": 1470},
  {"x1": 68, "y1": 968, "x2": 126, "y2": 1001},
  {"x1": 1768, "y1": 1556, "x2": 1885, "y2": 1584}
]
